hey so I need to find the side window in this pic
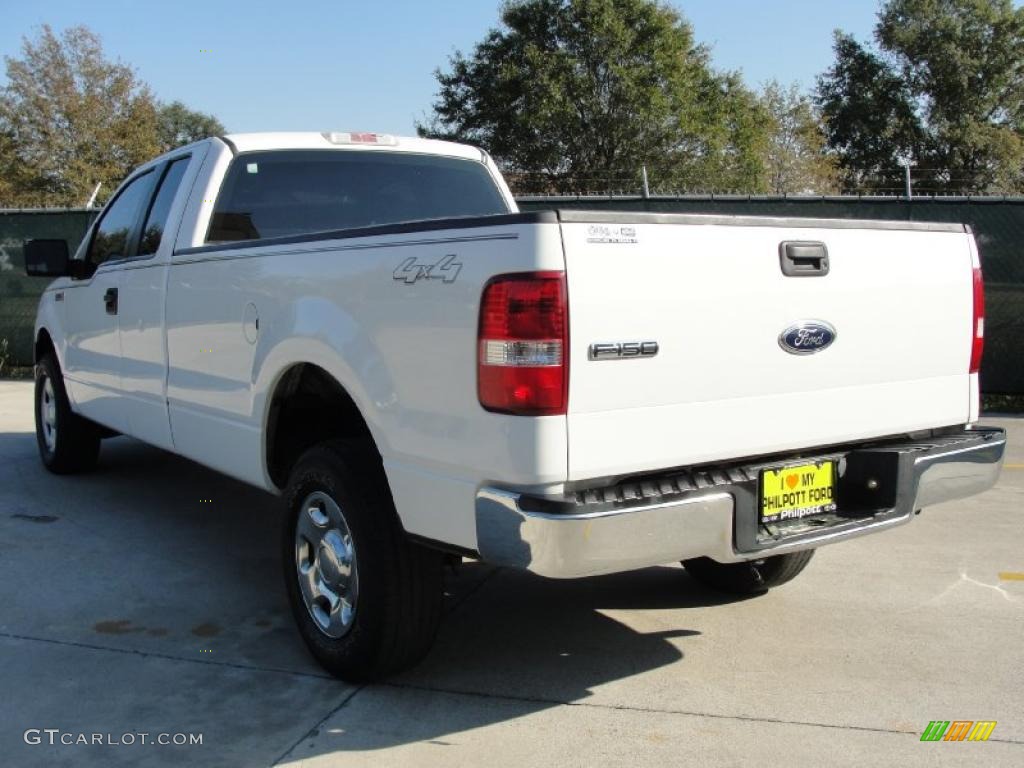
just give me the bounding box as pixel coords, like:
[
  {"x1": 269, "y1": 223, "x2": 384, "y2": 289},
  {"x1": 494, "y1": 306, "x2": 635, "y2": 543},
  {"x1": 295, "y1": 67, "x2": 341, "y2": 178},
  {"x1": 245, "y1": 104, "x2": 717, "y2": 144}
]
[
  {"x1": 138, "y1": 157, "x2": 190, "y2": 257},
  {"x1": 88, "y1": 172, "x2": 153, "y2": 265}
]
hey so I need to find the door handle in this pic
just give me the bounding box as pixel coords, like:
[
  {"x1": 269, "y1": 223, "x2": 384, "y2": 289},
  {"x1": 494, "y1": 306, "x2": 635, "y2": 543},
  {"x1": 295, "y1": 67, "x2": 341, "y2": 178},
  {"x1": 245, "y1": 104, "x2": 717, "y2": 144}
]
[
  {"x1": 104, "y1": 287, "x2": 118, "y2": 315},
  {"x1": 779, "y1": 242, "x2": 829, "y2": 277}
]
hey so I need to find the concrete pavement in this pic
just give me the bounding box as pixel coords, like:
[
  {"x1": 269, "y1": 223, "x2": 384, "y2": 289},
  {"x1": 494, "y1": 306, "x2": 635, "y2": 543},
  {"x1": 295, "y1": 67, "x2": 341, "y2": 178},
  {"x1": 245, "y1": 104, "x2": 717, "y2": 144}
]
[{"x1": 0, "y1": 380, "x2": 1021, "y2": 766}]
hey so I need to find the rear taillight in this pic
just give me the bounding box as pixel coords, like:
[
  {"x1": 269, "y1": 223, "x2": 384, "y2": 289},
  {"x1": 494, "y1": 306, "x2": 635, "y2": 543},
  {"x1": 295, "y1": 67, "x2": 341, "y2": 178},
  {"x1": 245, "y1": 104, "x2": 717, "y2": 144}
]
[
  {"x1": 478, "y1": 272, "x2": 568, "y2": 415},
  {"x1": 970, "y1": 265, "x2": 985, "y2": 374}
]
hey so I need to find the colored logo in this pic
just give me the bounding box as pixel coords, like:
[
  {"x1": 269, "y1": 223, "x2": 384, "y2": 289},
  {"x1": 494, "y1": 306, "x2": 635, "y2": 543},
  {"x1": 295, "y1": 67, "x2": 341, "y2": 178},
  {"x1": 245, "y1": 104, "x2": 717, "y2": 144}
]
[
  {"x1": 778, "y1": 320, "x2": 836, "y2": 355},
  {"x1": 920, "y1": 720, "x2": 997, "y2": 742}
]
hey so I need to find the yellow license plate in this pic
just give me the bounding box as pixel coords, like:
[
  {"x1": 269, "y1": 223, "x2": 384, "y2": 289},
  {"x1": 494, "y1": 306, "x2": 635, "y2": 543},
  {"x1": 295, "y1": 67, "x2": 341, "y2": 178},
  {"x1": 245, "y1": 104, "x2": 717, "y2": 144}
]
[{"x1": 760, "y1": 461, "x2": 837, "y2": 522}]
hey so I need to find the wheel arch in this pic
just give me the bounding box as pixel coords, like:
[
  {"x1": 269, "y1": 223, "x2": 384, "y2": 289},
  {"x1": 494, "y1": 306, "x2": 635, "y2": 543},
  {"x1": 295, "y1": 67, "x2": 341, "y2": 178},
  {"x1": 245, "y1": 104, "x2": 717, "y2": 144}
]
[
  {"x1": 262, "y1": 357, "x2": 382, "y2": 490},
  {"x1": 35, "y1": 327, "x2": 57, "y2": 366}
]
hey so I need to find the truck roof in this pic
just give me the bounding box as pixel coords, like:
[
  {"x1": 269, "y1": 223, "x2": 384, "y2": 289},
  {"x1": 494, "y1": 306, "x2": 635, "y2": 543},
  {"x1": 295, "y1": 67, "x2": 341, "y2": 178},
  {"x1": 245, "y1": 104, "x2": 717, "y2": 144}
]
[{"x1": 220, "y1": 131, "x2": 486, "y2": 162}]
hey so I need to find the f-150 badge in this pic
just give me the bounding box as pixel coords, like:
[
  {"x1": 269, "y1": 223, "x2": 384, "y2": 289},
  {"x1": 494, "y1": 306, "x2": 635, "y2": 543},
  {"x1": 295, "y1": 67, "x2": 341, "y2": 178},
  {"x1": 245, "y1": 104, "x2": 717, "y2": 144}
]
[
  {"x1": 589, "y1": 341, "x2": 659, "y2": 360},
  {"x1": 393, "y1": 254, "x2": 462, "y2": 284}
]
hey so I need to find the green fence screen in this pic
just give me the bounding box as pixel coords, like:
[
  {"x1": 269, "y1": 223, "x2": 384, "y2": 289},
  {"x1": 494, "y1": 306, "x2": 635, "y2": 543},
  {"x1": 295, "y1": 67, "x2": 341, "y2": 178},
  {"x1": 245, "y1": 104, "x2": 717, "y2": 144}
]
[
  {"x1": 2, "y1": 198, "x2": 1022, "y2": 392},
  {"x1": 0, "y1": 209, "x2": 96, "y2": 367}
]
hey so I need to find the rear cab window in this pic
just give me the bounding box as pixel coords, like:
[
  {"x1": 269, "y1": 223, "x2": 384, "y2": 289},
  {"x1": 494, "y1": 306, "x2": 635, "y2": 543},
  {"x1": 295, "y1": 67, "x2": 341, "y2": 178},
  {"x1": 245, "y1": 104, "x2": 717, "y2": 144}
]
[{"x1": 206, "y1": 150, "x2": 509, "y2": 243}]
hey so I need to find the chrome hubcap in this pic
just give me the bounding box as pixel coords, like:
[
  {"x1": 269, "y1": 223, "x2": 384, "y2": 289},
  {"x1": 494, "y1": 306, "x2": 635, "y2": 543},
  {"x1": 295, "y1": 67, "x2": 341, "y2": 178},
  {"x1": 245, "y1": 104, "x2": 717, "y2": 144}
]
[
  {"x1": 40, "y1": 376, "x2": 57, "y2": 453},
  {"x1": 295, "y1": 491, "x2": 358, "y2": 638}
]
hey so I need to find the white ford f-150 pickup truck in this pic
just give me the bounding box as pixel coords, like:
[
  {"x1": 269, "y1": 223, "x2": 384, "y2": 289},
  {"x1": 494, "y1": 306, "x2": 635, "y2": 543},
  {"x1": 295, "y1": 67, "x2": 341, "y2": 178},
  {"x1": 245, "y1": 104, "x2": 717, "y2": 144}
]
[{"x1": 25, "y1": 132, "x2": 1006, "y2": 681}]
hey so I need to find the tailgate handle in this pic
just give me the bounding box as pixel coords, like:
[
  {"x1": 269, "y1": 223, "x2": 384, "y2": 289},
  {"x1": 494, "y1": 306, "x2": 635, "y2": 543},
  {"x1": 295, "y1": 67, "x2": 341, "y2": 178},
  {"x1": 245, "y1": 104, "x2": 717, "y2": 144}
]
[{"x1": 780, "y1": 242, "x2": 829, "y2": 277}]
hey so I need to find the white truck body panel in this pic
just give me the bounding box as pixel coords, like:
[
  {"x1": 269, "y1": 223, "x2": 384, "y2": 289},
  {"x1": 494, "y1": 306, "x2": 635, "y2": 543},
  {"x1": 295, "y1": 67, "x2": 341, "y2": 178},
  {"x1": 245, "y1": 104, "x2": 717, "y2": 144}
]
[
  {"x1": 61, "y1": 268, "x2": 124, "y2": 430},
  {"x1": 164, "y1": 219, "x2": 567, "y2": 548},
  {"x1": 119, "y1": 142, "x2": 209, "y2": 450},
  {"x1": 562, "y1": 220, "x2": 973, "y2": 480}
]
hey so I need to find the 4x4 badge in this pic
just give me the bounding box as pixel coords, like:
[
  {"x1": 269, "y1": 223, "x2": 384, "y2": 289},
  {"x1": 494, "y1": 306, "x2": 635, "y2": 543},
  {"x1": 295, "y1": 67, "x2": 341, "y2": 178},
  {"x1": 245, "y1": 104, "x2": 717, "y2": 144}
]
[{"x1": 393, "y1": 254, "x2": 462, "y2": 284}]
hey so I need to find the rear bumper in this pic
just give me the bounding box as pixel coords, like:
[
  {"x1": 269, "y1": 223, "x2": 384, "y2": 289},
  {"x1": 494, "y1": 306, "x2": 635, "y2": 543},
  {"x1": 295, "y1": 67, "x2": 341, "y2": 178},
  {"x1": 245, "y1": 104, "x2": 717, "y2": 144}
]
[{"x1": 475, "y1": 427, "x2": 1006, "y2": 578}]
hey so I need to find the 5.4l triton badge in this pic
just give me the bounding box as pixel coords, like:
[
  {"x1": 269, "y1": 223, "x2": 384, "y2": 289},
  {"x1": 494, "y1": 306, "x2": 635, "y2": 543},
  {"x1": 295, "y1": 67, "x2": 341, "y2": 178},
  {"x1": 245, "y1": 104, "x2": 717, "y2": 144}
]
[{"x1": 778, "y1": 321, "x2": 836, "y2": 355}]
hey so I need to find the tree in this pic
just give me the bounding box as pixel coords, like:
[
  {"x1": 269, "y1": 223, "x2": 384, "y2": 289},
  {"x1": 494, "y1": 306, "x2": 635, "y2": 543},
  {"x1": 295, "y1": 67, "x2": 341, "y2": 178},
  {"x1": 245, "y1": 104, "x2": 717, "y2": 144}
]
[
  {"x1": 816, "y1": 0, "x2": 1024, "y2": 194},
  {"x1": 157, "y1": 101, "x2": 224, "y2": 153},
  {"x1": 0, "y1": 126, "x2": 23, "y2": 204},
  {"x1": 761, "y1": 81, "x2": 838, "y2": 194},
  {"x1": 0, "y1": 25, "x2": 160, "y2": 207},
  {"x1": 0, "y1": 25, "x2": 226, "y2": 208},
  {"x1": 418, "y1": 0, "x2": 770, "y2": 194},
  {"x1": 816, "y1": 33, "x2": 926, "y2": 193},
  {"x1": 879, "y1": 0, "x2": 1024, "y2": 193}
]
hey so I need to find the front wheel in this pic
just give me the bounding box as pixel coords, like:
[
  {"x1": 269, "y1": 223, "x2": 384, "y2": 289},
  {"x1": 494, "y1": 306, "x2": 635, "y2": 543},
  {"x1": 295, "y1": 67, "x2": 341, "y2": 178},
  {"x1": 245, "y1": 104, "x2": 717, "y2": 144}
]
[
  {"x1": 682, "y1": 550, "x2": 815, "y2": 595},
  {"x1": 34, "y1": 354, "x2": 101, "y2": 474},
  {"x1": 282, "y1": 439, "x2": 443, "y2": 682}
]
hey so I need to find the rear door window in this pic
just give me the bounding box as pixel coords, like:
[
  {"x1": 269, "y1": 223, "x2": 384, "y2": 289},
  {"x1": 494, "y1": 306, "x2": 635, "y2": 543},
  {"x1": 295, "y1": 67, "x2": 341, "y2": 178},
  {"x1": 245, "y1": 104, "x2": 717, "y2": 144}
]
[
  {"x1": 138, "y1": 156, "x2": 191, "y2": 257},
  {"x1": 207, "y1": 150, "x2": 509, "y2": 243}
]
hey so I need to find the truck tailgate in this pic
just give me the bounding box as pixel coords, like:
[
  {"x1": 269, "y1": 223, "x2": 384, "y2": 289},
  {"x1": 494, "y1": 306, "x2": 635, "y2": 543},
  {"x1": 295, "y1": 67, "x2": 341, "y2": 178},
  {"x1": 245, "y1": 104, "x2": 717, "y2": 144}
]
[{"x1": 561, "y1": 212, "x2": 974, "y2": 481}]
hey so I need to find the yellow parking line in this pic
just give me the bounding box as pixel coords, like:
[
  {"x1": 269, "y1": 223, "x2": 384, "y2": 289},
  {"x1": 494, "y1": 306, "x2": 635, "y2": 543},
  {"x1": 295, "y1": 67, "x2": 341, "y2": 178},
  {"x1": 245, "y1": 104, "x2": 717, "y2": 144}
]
[
  {"x1": 1004, "y1": 463, "x2": 1024, "y2": 469},
  {"x1": 998, "y1": 572, "x2": 1024, "y2": 581}
]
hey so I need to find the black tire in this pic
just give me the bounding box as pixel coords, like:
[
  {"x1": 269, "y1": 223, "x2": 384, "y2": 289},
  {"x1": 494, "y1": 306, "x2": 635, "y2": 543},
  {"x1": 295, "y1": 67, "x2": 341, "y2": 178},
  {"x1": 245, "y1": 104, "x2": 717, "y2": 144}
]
[
  {"x1": 282, "y1": 439, "x2": 443, "y2": 682},
  {"x1": 34, "y1": 353, "x2": 101, "y2": 474},
  {"x1": 682, "y1": 550, "x2": 815, "y2": 595}
]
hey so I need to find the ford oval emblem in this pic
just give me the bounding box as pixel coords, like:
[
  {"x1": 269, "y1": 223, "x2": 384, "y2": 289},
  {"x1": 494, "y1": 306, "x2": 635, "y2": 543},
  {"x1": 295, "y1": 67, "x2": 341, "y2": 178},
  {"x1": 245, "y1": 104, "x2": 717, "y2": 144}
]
[{"x1": 779, "y1": 321, "x2": 837, "y2": 355}]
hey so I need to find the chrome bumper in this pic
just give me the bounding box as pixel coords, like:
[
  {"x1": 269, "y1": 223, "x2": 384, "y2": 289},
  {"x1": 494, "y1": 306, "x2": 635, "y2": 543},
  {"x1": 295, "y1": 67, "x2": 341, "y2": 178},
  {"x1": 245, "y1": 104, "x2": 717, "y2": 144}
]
[{"x1": 475, "y1": 427, "x2": 1006, "y2": 578}]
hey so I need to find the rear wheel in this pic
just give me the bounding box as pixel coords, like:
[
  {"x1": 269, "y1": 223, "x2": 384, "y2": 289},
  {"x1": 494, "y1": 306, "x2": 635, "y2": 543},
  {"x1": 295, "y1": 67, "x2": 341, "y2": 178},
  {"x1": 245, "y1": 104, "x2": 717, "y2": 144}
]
[
  {"x1": 682, "y1": 550, "x2": 815, "y2": 595},
  {"x1": 282, "y1": 439, "x2": 443, "y2": 681},
  {"x1": 34, "y1": 354, "x2": 101, "y2": 474}
]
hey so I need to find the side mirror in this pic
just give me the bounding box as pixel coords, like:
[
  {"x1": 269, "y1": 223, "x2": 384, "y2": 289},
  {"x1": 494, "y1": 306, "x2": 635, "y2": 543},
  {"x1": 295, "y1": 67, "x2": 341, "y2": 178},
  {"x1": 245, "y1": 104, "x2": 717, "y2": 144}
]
[{"x1": 24, "y1": 239, "x2": 71, "y2": 277}]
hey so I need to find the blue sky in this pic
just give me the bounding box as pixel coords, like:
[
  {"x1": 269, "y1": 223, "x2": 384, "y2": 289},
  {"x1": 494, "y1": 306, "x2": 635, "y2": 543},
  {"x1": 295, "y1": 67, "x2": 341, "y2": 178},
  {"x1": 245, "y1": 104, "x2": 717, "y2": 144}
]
[{"x1": 0, "y1": 1, "x2": 880, "y2": 135}]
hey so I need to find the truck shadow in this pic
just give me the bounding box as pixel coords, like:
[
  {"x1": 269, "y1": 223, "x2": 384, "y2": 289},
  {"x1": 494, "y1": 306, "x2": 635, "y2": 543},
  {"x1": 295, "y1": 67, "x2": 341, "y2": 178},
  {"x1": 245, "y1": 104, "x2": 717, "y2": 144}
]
[
  {"x1": 3, "y1": 432, "x2": 754, "y2": 761},
  {"x1": 284, "y1": 562, "x2": 754, "y2": 758}
]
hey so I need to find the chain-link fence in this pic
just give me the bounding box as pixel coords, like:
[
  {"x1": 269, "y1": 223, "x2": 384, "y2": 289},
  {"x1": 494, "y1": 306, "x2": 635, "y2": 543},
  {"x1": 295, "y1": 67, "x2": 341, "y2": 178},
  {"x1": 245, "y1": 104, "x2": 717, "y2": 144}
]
[
  {"x1": 501, "y1": 165, "x2": 1023, "y2": 198},
  {"x1": 2, "y1": 198, "x2": 1022, "y2": 393}
]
